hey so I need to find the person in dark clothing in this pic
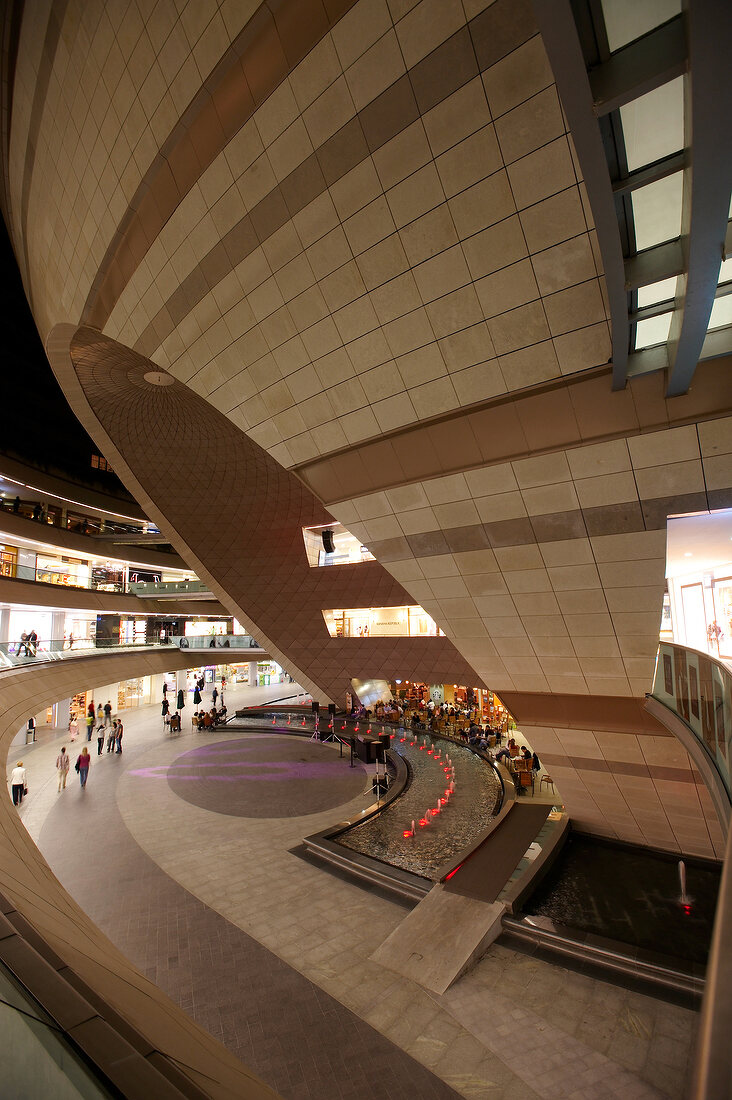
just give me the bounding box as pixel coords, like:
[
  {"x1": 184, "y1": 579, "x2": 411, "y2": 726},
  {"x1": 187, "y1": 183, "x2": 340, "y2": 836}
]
[
  {"x1": 12, "y1": 496, "x2": 20, "y2": 513},
  {"x1": 177, "y1": 688, "x2": 185, "y2": 711}
]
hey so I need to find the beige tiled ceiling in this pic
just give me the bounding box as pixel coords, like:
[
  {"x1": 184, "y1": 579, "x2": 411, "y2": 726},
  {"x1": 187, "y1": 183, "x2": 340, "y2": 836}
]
[
  {"x1": 51, "y1": 0, "x2": 608, "y2": 472},
  {"x1": 329, "y1": 424, "x2": 732, "y2": 697}
]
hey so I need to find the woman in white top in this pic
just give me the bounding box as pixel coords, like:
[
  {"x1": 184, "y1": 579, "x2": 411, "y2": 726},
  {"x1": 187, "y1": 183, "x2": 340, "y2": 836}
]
[{"x1": 10, "y1": 762, "x2": 26, "y2": 806}]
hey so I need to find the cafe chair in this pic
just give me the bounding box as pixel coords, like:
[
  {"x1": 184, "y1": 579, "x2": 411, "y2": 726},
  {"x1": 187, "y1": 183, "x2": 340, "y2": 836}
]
[{"x1": 540, "y1": 774, "x2": 555, "y2": 795}]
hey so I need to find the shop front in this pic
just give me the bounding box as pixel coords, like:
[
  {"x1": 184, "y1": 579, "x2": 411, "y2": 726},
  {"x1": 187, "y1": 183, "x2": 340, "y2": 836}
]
[
  {"x1": 0, "y1": 543, "x2": 18, "y2": 578},
  {"x1": 323, "y1": 605, "x2": 444, "y2": 639},
  {"x1": 36, "y1": 552, "x2": 89, "y2": 588}
]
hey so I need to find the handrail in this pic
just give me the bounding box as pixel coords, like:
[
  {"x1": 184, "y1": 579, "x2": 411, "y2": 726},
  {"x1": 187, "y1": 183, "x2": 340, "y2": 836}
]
[
  {"x1": 651, "y1": 643, "x2": 732, "y2": 1097},
  {"x1": 0, "y1": 637, "x2": 169, "y2": 669},
  {"x1": 169, "y1": 634, "x2": 263, "y2": 651},
  {"x1": 650, "y1": 641, "x2": 732, "y2": 801}
]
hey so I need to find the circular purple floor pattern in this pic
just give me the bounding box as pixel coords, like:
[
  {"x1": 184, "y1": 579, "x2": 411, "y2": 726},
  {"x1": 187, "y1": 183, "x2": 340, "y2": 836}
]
[{"x1": 165, "y1": 735, "x2": 367, "y2": 818}]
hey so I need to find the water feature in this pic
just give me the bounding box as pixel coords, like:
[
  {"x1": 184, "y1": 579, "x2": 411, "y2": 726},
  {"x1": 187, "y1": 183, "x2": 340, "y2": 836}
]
[
  {"x1": 336, "y1": 734, "x2": 501, "y2": 879},
  {"x1": 523, "y1": 835, "x2": 721, "y2": 967}
]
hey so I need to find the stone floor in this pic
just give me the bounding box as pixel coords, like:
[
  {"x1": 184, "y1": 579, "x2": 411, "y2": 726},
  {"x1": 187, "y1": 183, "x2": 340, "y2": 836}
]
[{"x1": 11, "y1": 682, "x2": 699, "y2": 1099}]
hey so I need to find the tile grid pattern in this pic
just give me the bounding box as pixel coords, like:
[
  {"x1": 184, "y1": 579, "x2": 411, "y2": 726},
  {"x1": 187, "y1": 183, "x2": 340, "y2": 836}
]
[
  {"x1": 73, "y1": 0, "x2": 612, "y2": 470},
  {"x1": 60, "y1": 325, "x2": 487, "y2": 706}
]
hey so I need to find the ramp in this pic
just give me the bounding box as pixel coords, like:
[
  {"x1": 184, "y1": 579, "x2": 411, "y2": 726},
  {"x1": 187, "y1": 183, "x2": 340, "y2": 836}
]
[{"x1": 370, "y1": 884, "x2": 505, "y2": 994}]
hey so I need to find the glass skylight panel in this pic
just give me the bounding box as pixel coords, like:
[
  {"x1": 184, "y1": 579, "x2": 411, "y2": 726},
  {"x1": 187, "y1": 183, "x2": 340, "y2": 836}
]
[
  {"x1": 620, "y1": 77, "x2": 684, "y2": 172},
  {"x1": 637, "y1": 277, "x2": 677, "y2": 307},
  {"x1": 632, "y1": 172, "x2": 683, "y2": 250},
  {"x1": 635, "y1": 312, "x2": 672, "y2": 348},
  {"x1": 601, "y1": 0, "x2": 680, "y2": 52},
  {"x1": 708, "y1": 296, "x2": 732, "y2": 330}
]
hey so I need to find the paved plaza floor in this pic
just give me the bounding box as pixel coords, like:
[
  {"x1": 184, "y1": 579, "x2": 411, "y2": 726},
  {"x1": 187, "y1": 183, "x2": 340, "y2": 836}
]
[{"x1": 12, "y1": 682, "x2": 699, "y2": 1099}]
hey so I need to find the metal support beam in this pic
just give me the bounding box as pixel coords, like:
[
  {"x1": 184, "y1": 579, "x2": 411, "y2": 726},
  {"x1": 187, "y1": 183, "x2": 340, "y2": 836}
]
[
  {"x1": 532, "y1": 0, "x2": 628, "y2": 388},
  {"x1": 624, "y1": 239, "x2": 684, "y2": 290},
  {"x1": 612, "y1": 150, "x2": 687, "y2": 196},
  {"x1": 590, "y1": 15, "x2": 687, "y2": 116},
  {"x1": 666, "y1": 2, "x2": 732, "y2": 397},
  {"x1": 626, "y1": 345, "x2": 669, "y2": 379}
]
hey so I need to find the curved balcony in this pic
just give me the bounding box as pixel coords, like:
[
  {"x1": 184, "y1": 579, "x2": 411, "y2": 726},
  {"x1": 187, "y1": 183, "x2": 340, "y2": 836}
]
[
  {"x1": 646, "y1": 642, "x2": 732, "y2": 1099},
  {"x1": 647, "y1": 641, "x2": 732, "y2": 829}
]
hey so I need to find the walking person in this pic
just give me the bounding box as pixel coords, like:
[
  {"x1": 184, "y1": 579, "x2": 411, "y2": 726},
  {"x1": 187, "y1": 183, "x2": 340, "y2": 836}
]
[
  {"x1": 193, "y1": 683, "x2": 201, "y2": 707},
  {"x1": 86, "y1": 712, "x2": 94, "y2": 740},
  {"x1": 96, "y1": 723, "x2": 105, "y2": 755},
  {"x1": 161, "y1": 697, "x2": 170, "y2": 725},
  {"x1": 212, "y1": 685, "x2": 218, "y2": 708},
  {"x1": 162, "y1": 681, "x2": 168, "y2": 699},
  {"x1": 68, "y1": 714, "x2": 79, "y2": 742},
  {"x1": 76, "y1": 747, "x2": 91, "y2": 788},
  {"x1": 96, "y1": 703, "x2": 104, "y2": 726},
  {"x1": 114, "y1": 718, "x2": 124, "y2": 754},
  {"x1": 103, "y1": 700, "x2": 112, "y2": 726},
  {"x1": 10, "y1": 761, "x2": 27, "y2": 806},
  {"x1": 56, "y1": 747, "x2": 70, "y2": 790}
]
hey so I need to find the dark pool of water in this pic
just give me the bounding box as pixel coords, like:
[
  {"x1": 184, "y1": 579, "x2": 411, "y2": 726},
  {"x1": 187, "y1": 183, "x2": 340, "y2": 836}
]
[{"x1": 524, "y1": 834, "x2": 721, "y2": 965}]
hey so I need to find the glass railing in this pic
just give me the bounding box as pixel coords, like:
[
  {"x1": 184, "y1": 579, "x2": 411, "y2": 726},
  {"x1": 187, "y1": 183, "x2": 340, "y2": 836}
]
[
  {"x1": 0, "y1": 636, "x2": 168, "y2": 669},
  {"x1": 0, "y1": 499, "x2": 153, "y2": 538},
  {"x1": 650, "y1": 641, "x2": 732, "y2": 800},
  {"x1": 127, "y1": 579, "x2": 211, "y2": 596},
  {"x1": 2, "y1": 563, "x2": 210, "y2": 596},
  {"x1": 169, "y1": 634, "x2": 262, "y2": 651}
]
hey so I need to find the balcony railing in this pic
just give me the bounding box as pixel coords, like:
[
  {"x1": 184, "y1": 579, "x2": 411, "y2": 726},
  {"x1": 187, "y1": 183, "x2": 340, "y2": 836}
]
[
  {"x1": 650, "y1": 643, "x2": 732, "y2": 1099},
  {"x1": 168, "y1": 634, "x2": 263, "y2": 651},
  {"x1": 0, "y1": 636, "x2": 166, "y2": 669},
  {"x1": 650, "y1": 641, "x2": 732, "y2": 800},
  {"x1": 128, "y1": 579, "x2": 211, "y2": 597}
]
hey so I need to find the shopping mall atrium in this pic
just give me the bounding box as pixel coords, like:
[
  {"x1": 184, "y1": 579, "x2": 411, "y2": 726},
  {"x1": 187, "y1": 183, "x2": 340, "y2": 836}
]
[{"x1": 0, "y1": 1, "x2": 731, "y2": 1098}]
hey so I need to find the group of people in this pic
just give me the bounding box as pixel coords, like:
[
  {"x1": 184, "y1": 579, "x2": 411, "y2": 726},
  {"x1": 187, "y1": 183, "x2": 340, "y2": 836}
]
[
  {"x1": 16, "y1": 629, "x2": 38, "y2": 657},
  {"x1": 192, "y1": 707, "x2": 226, "y2": 730}
]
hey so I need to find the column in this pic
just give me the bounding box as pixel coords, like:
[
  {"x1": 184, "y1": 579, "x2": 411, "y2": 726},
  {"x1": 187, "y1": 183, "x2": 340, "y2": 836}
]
[
  {"x1": 248, "y1": 661, "x2": 258, "y2": 687},
  {"x1": 0, "y1": 608, "x2": 9, "y2": 644}
]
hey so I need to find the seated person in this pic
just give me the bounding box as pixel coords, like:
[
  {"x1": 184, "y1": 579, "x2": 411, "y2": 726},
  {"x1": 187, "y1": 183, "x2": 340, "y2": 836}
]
[
  {"x1": 507, "y1": 738, "x2": 520, "y2": 758},
  {"x1": 191, "y1": 711, "x2": 200, "y2": 729},
  {"x1": 495, "y1": 747, "x2": 511, "y2": 762},
  {"x1": 520, "y1": 746, "x2": 533, "y2": 763},
  {"x1": 203, "y1": 711, "x2": 213, "y2": 728}
]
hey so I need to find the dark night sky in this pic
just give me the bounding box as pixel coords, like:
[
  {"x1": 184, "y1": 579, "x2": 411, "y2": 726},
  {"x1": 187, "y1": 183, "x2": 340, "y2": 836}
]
[{"x1": 0, "y1": 215, "x2": 132, "y2": 500}]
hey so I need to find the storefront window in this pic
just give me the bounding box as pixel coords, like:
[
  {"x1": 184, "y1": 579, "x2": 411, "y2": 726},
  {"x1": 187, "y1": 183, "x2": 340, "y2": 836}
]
[
  {"x1": 323, "y1": 606, "x2": 444, "y2": 638},
  {"x1": 0, "y1": 544, "x2": 17, "y2": 577},
  {"x1": 36, "y1": 553, "x2": 89, "y2": 588}
]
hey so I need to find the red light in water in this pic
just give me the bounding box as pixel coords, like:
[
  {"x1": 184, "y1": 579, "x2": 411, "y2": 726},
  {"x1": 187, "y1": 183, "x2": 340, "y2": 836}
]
[
  {"x1": 427, "y1": 750, "x2": 433, "y2": 755},
  {"x1": 341, "y1": 724, "x2": 346, "y2": 730},
  {"x1": 444, "y1": 863, "x2": 463, "y2": 881},
  {"x1": 403, "y1": 830, "x2": 412, "y2": 838},
  {"x1": 432, "y1": 807, "x2": 440, "y2": 814},
  {"x1": 419, "y1": 745, "x2": 424, "y2": 751},
  {"x1": 419, "y1": 818, "x2": 428, "y2": 827},
  {"x1": 682, "y1": 904, "x2": 692, "y2": 916},
  {"x1": 444, "y1": 767, "x2": 450, "y2": 772},
  {"x1": 390, "y1": 734, "x2": 395, "y2": 739},
  {"x1": 440, "y1": 797, "x2": 447, "y2": 805},
  {"x1": 301, "y1": 719, "x2": 306, "y2": 725}
]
